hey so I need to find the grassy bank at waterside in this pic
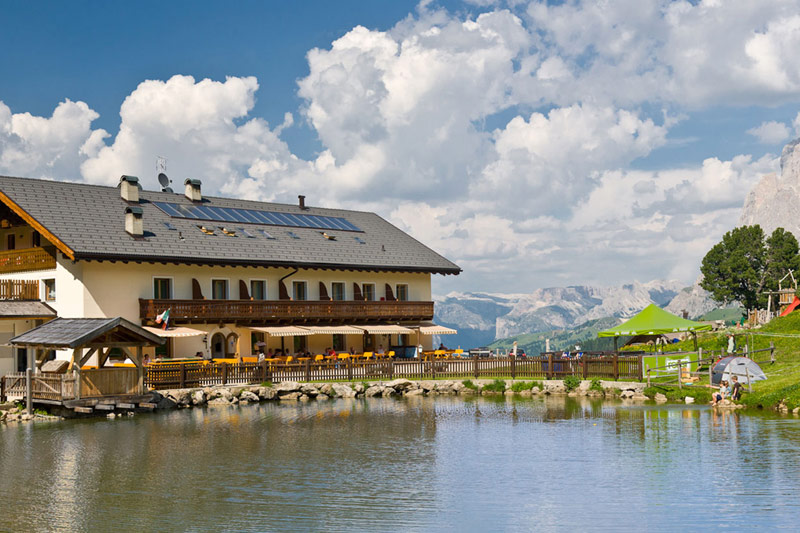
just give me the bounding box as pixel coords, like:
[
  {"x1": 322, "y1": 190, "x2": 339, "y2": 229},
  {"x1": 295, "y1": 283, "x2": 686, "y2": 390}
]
[{"x1": 636, "y1": 311, "x2": 800, "y2": 412}]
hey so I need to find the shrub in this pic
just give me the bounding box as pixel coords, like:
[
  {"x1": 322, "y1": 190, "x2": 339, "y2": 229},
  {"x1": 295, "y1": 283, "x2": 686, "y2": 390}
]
[
  {"x1": 563, "y1": 375, "x2": 581, "y2": 392},
  {"x1": 462, "y1": 379, "x2": 478, "y2": 390},
  {"x1": 482, "y1": 379, "x2": 507, "y2": 393},
  {"x1": 511, "y1": 380, "x2": 543, "y2": 392},
  {"x1": 260, "y1": 381, "x2": 273, "y2": 387},
  {"x1": 589, "y1": 379, "x2": 604, "y2": 392}
]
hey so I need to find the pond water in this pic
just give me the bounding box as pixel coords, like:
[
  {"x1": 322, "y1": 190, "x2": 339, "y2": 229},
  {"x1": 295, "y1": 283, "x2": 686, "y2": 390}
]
[{"x1": 2, "y1": 397, "x2": 800, "y2": 531}]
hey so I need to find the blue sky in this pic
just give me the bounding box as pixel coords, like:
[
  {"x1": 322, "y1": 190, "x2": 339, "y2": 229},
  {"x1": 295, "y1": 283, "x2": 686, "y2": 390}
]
[{"x1": 2, "y1": 1, "x2": 800, "y2": 295}]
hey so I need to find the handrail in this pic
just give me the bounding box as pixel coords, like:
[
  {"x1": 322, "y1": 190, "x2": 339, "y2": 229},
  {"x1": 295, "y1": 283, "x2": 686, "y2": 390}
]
[
  {"x1": 0, "y1": 279, "x2": 39, "y2": 300},
  {"x1": 0, "y1": 247, "x2": 56, "y2": 274}
]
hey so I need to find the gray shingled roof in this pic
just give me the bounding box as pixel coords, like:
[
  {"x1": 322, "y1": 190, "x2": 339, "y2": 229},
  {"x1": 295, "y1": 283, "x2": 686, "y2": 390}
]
[
  {"x1": 0, "y1": 176, "x2": 461, "y2": 274},
  {"x1": 10, "y1": 317, "x2": 165, "y2": 348},
  {"x1": 0, "y1": 301, "x2": 56, "y2": 318}
]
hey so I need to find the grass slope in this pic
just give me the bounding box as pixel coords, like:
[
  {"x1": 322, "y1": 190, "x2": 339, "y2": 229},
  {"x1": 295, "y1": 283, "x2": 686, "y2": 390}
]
[
  {"x1": 643, "y1": 311, "x2": 800, "y2": 410},
  {"x1": 489, "y1": 317, "x2": 622, "y2": 354}
]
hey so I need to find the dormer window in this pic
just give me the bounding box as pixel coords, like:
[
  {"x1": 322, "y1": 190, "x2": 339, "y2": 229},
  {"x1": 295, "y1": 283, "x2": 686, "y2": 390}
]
[{"x1": 198, "y1": 225, "x2": 215, "y2": 235}]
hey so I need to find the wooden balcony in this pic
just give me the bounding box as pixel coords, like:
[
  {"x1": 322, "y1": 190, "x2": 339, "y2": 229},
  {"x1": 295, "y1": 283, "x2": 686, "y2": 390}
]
[
  {"x1": 139, "y1": 299, "x2": 435, "y2": 325},
  {"x1": 0, "y1": 279, "x2": 39, "y2": 300},
  {"x1": 0, "y1": 247, "x2": 56, "y2": 274}
]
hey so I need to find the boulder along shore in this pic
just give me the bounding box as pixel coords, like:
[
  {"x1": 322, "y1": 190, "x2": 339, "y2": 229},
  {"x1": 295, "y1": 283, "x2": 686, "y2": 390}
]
[{"x1": 1, "y1": 378, "x2": 747, "y2": 424}]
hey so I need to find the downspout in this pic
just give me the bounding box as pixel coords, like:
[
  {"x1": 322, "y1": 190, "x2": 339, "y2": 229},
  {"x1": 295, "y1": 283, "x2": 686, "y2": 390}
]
[{"x1": 278, "y1": 269, "x2": 298, "y2": 352}]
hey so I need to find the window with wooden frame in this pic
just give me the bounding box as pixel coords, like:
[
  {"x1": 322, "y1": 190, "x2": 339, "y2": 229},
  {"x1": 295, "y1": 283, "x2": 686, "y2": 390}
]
[
  {"x1": 153, "y1": 278, "x2": 172, "y2": 299},
  {"x1": 32, "y1": 231, "x2": 41, "y2": 247},
  {"x1": 292, "y1": 281, "x2": 307, "y2": 301},
  {"x1": 396, "y1": 284, "x2": 409, "y2": 301},
  {"x1": 43, "y1": 279, "x2": 56, "y2": 301},
  {"x1": 250, "y1": 280, "x2": 266, "y2": 300},
  {"x1": 362, "y1": 283, "x2": 376, "y2": 301},
  {"x1": 331, "y1": 282, "x2": 345, "y2": 301},
  {"x1": 6, "y1": 234, "x2": 15, "y2": 251},
  {"x1": 212, "y1": 279, "x2": 229, "y2": 300}
]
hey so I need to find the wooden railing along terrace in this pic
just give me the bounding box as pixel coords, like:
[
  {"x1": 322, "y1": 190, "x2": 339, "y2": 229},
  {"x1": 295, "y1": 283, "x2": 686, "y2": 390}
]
[
  {"x1": 143, "y1": 355, "x2": 643, "y2": 390},
  {"x1": 0, "y1": 279, "x2": 39, "y2": 300},
  {"x1": 0, "y1": 247, "x2": 56, "y2": 274},
  {"x1": 139, "y1": 298, "x2": 434, "y2": 323}
]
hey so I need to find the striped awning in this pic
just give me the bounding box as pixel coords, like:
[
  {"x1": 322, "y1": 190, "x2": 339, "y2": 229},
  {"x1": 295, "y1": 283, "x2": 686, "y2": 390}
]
[
  {"x1": 249, "y1": 326, "x2": 314, "y2": 337},
  {"x1": 417, "y1": 323, "x2": 458, "y2": 335},
  {"x1": 143, "y1": 326, "x2": 206, "y2": 338},
  {"x1": 303, "y1": 325, "x2": 364, "y2": 335},
  {"x1": 352, "y1": 325, "x2": 415, "y2": 334}
]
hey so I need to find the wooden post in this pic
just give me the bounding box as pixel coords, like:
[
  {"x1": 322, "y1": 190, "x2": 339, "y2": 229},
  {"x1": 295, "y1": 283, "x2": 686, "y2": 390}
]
[
  {"x1": 136, "y1": 346, "x2": 144, "y2": 394},
  {"x1": 647, "y1": 366, "x2": 650, "y2": 388},
  {"x1": 692, "y1": 331, "x2": 698, "y2": 352},
  {"x1": 1, "y1": 375, "x2": 5, "y2": 403},
  {"x1": 347, "y1": 358, "x2": 353, "y2": 381},
  {"x1": 547, "y1": 352, "x2": 553, "y2": 379},
  {"x1": 261, "y1": 360, "x2": 268, "y2": 382},
  {"x1": 770, "y1": 342, "x2": 775, "y2": 364},
  {"x1": 613, "y1": 353, "x2": 619, "y2": 381},
  {"x1": 221, "y1": 362, "x2": 228, "y2": 385},
  {"x1": 582, "y1": 357, "x2": 588, "y2": 380},
  {"x1": 25, "y1": 368, "x2": 32, "y2": 416},
  {"x1": 708, "y1": 357, "x2": 713, "y2": 386},
  {"x1": 72, "y1": 348, "x2": 82, "y2": 401},
  {"x1": 637, "y1": 355, "x2": 643, "y2": 382},
  {"x1": 511, "y1": 355, "x2": 516, "y2": 380},
  {"x1": 304, "y1": 359, "x2": 311, "y2": 382},
  {"x1": 473, "y1": 356, "x2": 478, "y2": 379},
  {"x1": 180, "y1": 364, "x2": 187, "y2": 389}
]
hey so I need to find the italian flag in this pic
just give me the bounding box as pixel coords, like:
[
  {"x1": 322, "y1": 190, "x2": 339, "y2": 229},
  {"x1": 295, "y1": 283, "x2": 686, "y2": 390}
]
[{"x1": 155, "y1": 309, "x2": 170, "y2": 329}]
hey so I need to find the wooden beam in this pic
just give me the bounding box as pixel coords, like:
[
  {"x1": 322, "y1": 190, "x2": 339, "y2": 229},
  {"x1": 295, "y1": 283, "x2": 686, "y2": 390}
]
[
  {"x1": 97, "y1": 348, "x2": 110, "y2": 369},
  {"x1": 0, "y1": 189, "x2": 75, "y2": 260},
  {"x1": 78, "y1": 347, "x2": 98, "y2": 368}
]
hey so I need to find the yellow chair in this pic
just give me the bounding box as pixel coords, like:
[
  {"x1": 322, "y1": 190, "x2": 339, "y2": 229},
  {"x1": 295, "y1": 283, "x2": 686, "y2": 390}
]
[
  {"x1": 338, "y1": 353, "x2": 350, "y2": 360},
  {"x1": 363, "y1": 351, "x2": 373, "y2": 360},
  {"x1": 285, "y1": 356, "x2": 293, "y2": 364},
  {"x1": 387, "y1": 350, "x2": 395, "y2": 358},
  {"x1": 315, "y1": 354, "x2": 325, "y2": 362}
]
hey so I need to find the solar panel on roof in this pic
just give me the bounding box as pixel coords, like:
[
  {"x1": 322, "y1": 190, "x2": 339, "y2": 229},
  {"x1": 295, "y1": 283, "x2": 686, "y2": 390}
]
[{"x1": 152, "y1": 201, "x2": 362, "y2": 232}]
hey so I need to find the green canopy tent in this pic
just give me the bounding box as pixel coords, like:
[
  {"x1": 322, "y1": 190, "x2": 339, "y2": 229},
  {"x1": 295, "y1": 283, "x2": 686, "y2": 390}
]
[{"x1": 598, "y1": 304, "x2": 712, "y2": 354}]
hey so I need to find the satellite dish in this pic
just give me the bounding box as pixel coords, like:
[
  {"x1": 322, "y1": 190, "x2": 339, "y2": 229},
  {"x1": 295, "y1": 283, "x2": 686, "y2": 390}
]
[
  {"x1": 163, "y1": 187, "x2": 174, "y2": 193},
  {"x1": 158, "y1": 173, "x2": 170, "y2": 187}
]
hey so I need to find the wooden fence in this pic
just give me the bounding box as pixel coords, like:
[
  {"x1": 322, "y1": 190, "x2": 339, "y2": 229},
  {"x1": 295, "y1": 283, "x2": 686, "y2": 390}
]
[
  {"x1": 1, "y1": 373, "x2": 76, "y2": 402},
  {"x1": 144, "y1": 355, "x2": 643, "y2": 390}
]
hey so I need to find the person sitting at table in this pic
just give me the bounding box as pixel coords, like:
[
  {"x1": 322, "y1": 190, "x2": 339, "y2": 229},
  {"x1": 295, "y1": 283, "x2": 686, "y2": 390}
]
[
  {"x1": 349, "y1": 347, "x2": 356, "y2": 355},
  {"x1": 438, "y1": 342, "x2": 448, "y2": 351},
  {"x1": 143, "y1": 353, "x2": 151, "y2": 366},
  {"x1": 377, "y1": 344, "x2": 385, "y2": 355},
  {"x1": 266, "y1": 349, "x2": 273, "y2": 358}
]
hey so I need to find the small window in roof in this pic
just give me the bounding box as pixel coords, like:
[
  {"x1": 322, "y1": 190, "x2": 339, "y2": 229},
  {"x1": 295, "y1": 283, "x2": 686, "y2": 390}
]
[
  {"x1": 354, "y1": 236, "x2": 366, "y2": 244},
  {"x1": 163, "y1": 221, "x2": 177, "y2": 231},
  {"x1": 320, "y1": 232, "x2": 337, "y2": 241},
  {"x1": 287, "y1": 231, "x2": 300, "y2": 240},
  {"x1": 219, "y1": 227, "x2": 236, "y2": 237},
  {"x1": 198, "y1": 225, "x2": 215, "y2": 235},
  {"x1": 259, "y1": 229, "x2": 276, "y2": 240},
  {"x1": 238, "y1": 227, "x2": 255, "y2": 238}
]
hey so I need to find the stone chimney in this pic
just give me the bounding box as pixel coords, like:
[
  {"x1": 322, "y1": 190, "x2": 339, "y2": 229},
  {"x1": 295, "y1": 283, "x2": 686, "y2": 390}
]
[
  {"x1": 125, "y1": 206, "x2": 143, "y2": 236},
  {"x1": 184, "y1": 179, "x2": 202, "y2": 202},
  {"x1": 119, "y1": 175, "x2": 140, "y2": 203},
  {"x1": 298, "y1": 195, "x2": 307, "y2": 209}
]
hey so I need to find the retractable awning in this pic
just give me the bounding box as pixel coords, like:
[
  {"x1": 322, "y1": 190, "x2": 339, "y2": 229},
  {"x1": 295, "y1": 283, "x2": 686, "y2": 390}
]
[
  {"x1": 143, "y1": 326, "x2": 206, "y2": 338},
  {"x1": 250, "y1": 326, "x2": 314, "y2": 337},
  {"x1": 353, "y1": 325, "x2": 415, "y2": 334},
  {"x1": 303, "y1": 325, "x2": 364, "y2": 335},
  {"x1": 415, "y1": 323, "x2": 458, "y2": 335}
]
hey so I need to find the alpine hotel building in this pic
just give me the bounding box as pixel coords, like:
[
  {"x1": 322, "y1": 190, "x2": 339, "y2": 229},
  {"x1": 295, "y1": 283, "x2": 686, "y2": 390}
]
[{"x1": 0, "y1": 175, "x2": 460, "y2": 374}]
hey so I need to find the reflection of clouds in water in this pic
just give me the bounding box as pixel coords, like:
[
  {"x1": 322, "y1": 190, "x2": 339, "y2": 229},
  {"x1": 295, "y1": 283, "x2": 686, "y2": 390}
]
[{"x1": 2, "y1": 398, "x2": 800, "y2": 531}]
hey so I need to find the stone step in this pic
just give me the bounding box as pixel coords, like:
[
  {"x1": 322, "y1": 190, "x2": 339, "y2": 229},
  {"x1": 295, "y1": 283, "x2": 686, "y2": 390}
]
[
  {"x1": 95, "y1": 404, "x2": 115, "y2": 411},
  {"x1": 138, "y1": 402, "x2": 157, "y2": 410},
  {"x1": 74, "y1": 407, "x2": 93, "y2": 414},
  {"x1": 117, "y1": 403, "x2": 135, "y2": 409}
]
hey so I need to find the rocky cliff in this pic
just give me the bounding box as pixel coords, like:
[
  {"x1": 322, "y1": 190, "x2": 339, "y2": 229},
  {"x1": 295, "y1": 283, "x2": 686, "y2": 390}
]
[{"x1": 739, "y1": 138, "x2": 800, "y2": 237}]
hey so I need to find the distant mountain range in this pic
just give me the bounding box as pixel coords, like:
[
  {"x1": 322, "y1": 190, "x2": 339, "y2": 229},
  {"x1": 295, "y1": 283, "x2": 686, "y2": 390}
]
[{"x1": 433, "y1": 279, "x2": 718, "y2": 350}]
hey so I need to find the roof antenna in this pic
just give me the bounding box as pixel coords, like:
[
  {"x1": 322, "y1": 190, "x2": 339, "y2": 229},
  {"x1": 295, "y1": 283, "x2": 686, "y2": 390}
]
[{"x1": 157, "y1": 156, "x2": 173, "y2": 193}]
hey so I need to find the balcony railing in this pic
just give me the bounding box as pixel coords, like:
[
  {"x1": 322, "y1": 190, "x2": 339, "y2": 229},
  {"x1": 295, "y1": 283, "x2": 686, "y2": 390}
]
[
  {"x1": 139, "y1": 299, "x2": 434, "y2": 325},
  {"x1": 0, "y1": 279, "x2": 39, "y2": 300},
  {"x1": 0, "y1": 247, "x2": 56, "y2": 274}
]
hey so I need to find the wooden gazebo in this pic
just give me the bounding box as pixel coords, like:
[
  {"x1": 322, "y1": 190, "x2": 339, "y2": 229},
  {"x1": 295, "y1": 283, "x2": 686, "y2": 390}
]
[{"x1": 7, "y1": 317, "x2": 164, "y2": 412}]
